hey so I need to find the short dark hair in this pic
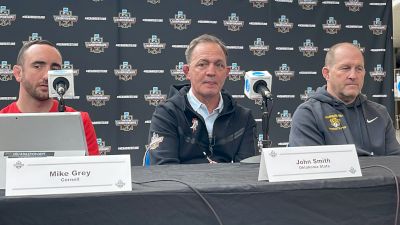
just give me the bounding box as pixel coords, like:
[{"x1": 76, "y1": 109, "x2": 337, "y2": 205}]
[
  {"x1": 185, "y1": 34, "x2": 228, "y2": 64},
  {"x1": 16, "y1": 40, "x2": 59, "y2": 66}
]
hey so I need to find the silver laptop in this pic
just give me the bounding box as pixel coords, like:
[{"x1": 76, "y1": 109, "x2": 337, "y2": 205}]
[{"x1": 0, "y1": 112, "x2": 88, "y2": 188}]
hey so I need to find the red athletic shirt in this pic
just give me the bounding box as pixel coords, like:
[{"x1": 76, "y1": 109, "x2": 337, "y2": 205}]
[{"x1": 0, "y1": 100, "x2": 100, "y2": 155}]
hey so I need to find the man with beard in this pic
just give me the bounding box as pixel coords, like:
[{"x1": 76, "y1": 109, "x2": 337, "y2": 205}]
[{"x1": 0, "y1": 40, "x2": 99, "y2": 155}]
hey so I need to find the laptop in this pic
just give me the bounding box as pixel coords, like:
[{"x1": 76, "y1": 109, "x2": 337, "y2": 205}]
[{"x1": 0, "y1": 112, "x2": 88, "y2": 189}]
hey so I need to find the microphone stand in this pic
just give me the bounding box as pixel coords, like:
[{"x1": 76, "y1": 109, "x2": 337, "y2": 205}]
[
  {"x1": 259, "y1": 95, "x2": 273, "y2": 152},
  {"x1": 57, "y1": 94, "x2": 66, "y2": 112}
]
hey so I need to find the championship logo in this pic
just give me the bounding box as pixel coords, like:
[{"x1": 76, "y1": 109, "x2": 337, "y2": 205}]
[
  {"x1": 22, "y1": 33, "x2": 42, "y2": 45},
  {"x1": 276, "y1": 110, "x2": 292, "y2": 128},
  {"x1": 0, "y1": 6, "x2": 16, "y2": 26},
  {"x1": 201, "y1": 0, "x2": 217, "y2": 6},
  {"x1": 113, "y1": 9, "x2": 136, "y2": 28},
  {"x1": 369, "y1": 18, "x2": 386, "y2": 36},
  {"x1": 190, "y1": 118, "x2": 199, "y2": 133},
  {"x1": 298, "y1": 0, "x2": 318, "y2": 10},
  {"x1": 274, "y1": 15, "x2": 293, "y2": 33},
  {"x1": 299, "y1": 39, "x2": 318, "y2": 57},
  {"x1": 249, "y1": 0, "x2": 268, "y2": 8},
  {"x1": 147, "y1": 132, "x2": 164, "y2": 150},
  {"x1": 345, "y1": 0, "x2": 363, "y2": 12},
  {"x1": 325, "y1": 114, "x2": 346, "y2": 131},
  {"x1": 170, "y1": 62, "x2": 186, "y2": 81},
  {"x1": 114, "y1": 61, "x2": 137, "y2": 81},
  {"x1": 53, "y1": 7, "x2": 78, "y2": 27},
  {"x1": 275, "y1": 64, "x2": 294, "y2": 81},
  {"x1": 0, "y1": 61, "x2": 13, "y2": 82},
  {"x1": 115, "y1": 112, "x2": 139, "y2": 132},
  {"x1": 62, "y1": 61, "x2": 79, "y2": 76},
  {"x1": 86, "y1": 87, "x2": 111, "y2": 107},
  {"x1": 144, "y1": 87, "x2": 167, "y2": 106},
  {"x1": 351, "y1": 40, "x2": 365, "y2": 53},
  {"x1": 369, "y1": 64, "x2": 386, "y2": 82},
  {"x1": 249, "y1": 38, "x2": 270, "y2": 56},
  {"x1": 147, "y1": 0, "x2": 161, "y2": 4},
  {"x1": 85, "y1": 34, "x2": 109, "y2": 53},
  {"x1": 97, "y1": 138, "x2": 111, "y2": 155},
  {"x1": 223, "y1": 13, "x2": 244, "y2": 31},
  {"x1": 322, "y1": 17, "x2": 341, "y2": 34},
  {"x1": 143, "y1": 35, "x2": 166, "y2": 55},
  {"x1": 300, "y1": 87, "x2": 315, "y2": 101},
  {"x1": 228, "y1": 63, "x2": 245, "y2": 81},
  {"x1": 169, "y1": 11, "x2": 191, "y2": 30}
]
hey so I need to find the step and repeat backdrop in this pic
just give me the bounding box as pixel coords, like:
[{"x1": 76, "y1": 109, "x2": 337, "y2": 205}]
[{"x1": 0, "y1": 0, "x2": 394, "y2": 165}]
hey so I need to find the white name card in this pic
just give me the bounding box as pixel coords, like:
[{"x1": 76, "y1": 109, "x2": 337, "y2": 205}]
[
  {"x1": 258, "y1": 144, "x2": 362, "y2": 182},
  {"x1": 5, "y1": 155, "x2": 132, "y2": 196}
]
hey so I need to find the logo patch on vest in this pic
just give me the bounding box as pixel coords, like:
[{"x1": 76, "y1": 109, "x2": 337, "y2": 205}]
[
  {"x1": 190, "y1": 118, "x2": 199, "y2": 133},
  {"x1": 325, "y1": 114, "x2": 347, "y2": 131},
  {"x1": 147, "y1": 132, "x2": 164, "y2": 150}
]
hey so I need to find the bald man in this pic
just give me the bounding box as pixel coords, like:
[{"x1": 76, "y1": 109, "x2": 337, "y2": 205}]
[{"x1": 289, "y1": 42, "x2": 400, "y2": 156}]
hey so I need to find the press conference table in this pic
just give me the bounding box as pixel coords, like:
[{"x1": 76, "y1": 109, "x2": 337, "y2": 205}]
[{"x1": 0, "y1": 156, "x2": 399, "y2": 225}]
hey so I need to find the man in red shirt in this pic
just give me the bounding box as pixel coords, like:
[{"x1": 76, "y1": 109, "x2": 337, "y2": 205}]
[{"x1": 0, "y1": 40, "x2": 99, "y2": 155}]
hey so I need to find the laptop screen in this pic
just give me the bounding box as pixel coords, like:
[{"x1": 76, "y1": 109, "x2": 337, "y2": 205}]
[{"x1": 0, "y1": 112, "x2": 88, "y2": 188}]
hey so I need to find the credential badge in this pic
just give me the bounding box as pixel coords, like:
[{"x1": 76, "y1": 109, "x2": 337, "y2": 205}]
[{"x1": 0, "y1": 6, "x2": 16, "y2": 26}]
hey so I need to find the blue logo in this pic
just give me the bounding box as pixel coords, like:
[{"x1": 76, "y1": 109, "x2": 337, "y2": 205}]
[
  {"x1": 245, "y1": 79, "x2": 250, "y2": 92},
  {"x1": 252, "y1": 71, "x2": 264, "y2": 76}
]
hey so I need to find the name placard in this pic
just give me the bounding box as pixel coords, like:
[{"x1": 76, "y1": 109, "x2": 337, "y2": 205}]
[
  {"x1": 258, "y1": 144, "x2": 362, "y2": 182},
  {"x1": 5, "y1": 155, "x2": 132, "y2": 196}
]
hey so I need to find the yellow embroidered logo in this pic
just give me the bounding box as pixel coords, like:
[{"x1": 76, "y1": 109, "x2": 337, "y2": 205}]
[{"x1": 325, "y1": 114, "x2": 347, "y2": 131}]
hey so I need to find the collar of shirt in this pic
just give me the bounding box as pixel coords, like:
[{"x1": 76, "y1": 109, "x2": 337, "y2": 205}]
[{"x1": 187, "y1": 88, "x2": 224, "y2": 137}]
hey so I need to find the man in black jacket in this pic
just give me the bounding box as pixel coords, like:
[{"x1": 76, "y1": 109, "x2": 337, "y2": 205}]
[{"x1": 147, "y1": 34, "x2": 257, "y2": 164}]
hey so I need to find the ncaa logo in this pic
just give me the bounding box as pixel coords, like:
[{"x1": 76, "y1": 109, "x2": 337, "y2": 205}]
[
  {"x1": 299, "y1": 39, "x2": 318, "y2": 57},
  {"x1": 113, "y1": 9, "x2": 136, "y2": 28},
  {"x1": 0, "y1": 6, "x2": 16, "y2": 26},
  {"x1": 97, "y1": 138, "x2": 111, "y2": 155},
  {"x1": 144, "y1": 87, "x2": 167, "y2": 106},
  {"x1": 249, "y1": 0, "x2": 268, "y2": 8},
  {"x1": 0, "y1": 61, "x2": 13, "y2": 81},
  {"x1": 249, "y1": 38, "x2": 270, "y2": 56},
  {"x1": 345, "y1": 0, "x2": 363, "y2": 12},
  {"x1": 369, "y1": 18, "x2": 386, "y2": 35},
  {"x1": 62, "y1": 61, "x2": 79, "y2": 76},
  {"x1": 86, "y1": 87, "x2": 111, "y2": 107},
  {"x1": 228, "y1": 63, "x2": 245, "y2": 81},
  {"x1": 298, "y1": 0, "x2": 318, "y2": 10},
  {"x1": 114, "y1": 61, "x2": 137, "y2": 81},
  {"x1": 351, "y1": 40, "x2": 365, "y2": 53},
  {"x1": 22, "y1": 33, "x2": 42, "y2": 45},
  {"x1": 115, "y1": 112, "x2": 139, "y2": 132},
  {"x1": 53, "y1": 7, "x2": 78, "y2": 27},
  {"x1": 276, "y1": 110, "x2": 292, "y2": 128},
  {"x1": 85, "y1": 34, "x2": 109, "y2": 53},
  {"x1": 201, "y1": 0, "x2": 217, "y2": 6},
  {"x1": 223, "y1": 13, "x2": 244, "y2": 31},
  {"x1": 169, "y1": 11, "x2": 191, "y2": 30},
  {"x1": 143, "y1": 35, "x2": 166, "y2": 54},
  {"x1": 322, "y1": 17, "x2": 341, "y2": 34},
  {"x1": 275, "y1": 64, "x2": 294, "y2": 81},
  {"x1": 369, "y1": 64, "x2": 386, "y2": 82},
  {"x1": 170, "y1": 62, "x2": 186, "y2": 81},
  {"x1": 274, "y1": 15, "x2": 293, "y2": 33}
]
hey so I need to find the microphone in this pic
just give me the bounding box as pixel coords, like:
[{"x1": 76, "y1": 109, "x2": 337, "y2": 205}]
[
  {"x1": 244, "y1": 71, "x2": 272, "y2": 100},
  {"x1": 47, "y1": 69, "x2": 75, "y2": 98},
  {"x1": 53, "y1": 77, "x2": 70, "y2": 96}
]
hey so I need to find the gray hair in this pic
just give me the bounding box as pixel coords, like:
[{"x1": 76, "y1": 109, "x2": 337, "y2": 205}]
[{"x1": 185, "y1": 34, "x2": 228, "y2": 64}]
